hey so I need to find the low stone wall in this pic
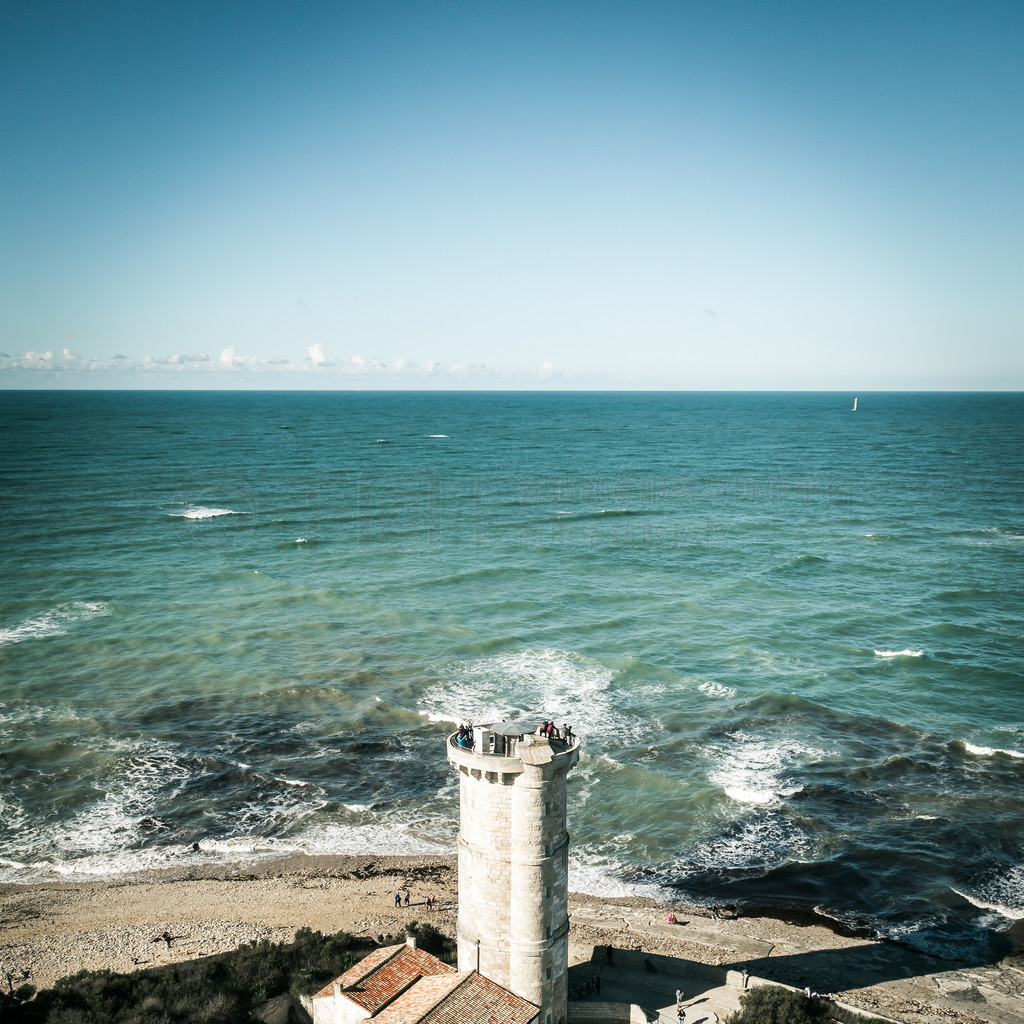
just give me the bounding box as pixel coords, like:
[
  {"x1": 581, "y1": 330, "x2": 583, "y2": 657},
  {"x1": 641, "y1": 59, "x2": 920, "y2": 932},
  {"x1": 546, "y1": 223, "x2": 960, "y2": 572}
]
[{"x1": 567, "y1": 1000, "x2": 648, "y2": 1024}]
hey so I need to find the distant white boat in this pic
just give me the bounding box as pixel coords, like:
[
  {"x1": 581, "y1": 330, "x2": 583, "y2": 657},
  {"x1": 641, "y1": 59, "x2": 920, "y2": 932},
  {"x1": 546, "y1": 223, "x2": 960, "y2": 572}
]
[{"x1": 852, "y1": 397, "x2": 859, "y2": 411}]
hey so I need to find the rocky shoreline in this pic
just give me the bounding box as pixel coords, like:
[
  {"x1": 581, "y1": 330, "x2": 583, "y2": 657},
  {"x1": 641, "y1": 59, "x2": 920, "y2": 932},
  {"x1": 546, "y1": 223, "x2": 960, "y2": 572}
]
[{"x1": 2, "y1": 855, "x2": 1022, "y2": 1024}]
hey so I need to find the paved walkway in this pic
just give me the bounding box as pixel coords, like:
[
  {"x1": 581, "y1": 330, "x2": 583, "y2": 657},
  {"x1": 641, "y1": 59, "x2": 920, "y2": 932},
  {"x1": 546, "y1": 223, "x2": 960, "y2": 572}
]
[{"x1": 569, "y1": 945, "x2": 743, "y2": 1024}]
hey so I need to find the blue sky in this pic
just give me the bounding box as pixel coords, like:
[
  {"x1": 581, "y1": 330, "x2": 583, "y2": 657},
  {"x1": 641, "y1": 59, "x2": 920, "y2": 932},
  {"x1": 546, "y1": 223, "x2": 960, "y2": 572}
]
[{"x1": 2, "y1": 0, "x2": 1021, "y2": 390}]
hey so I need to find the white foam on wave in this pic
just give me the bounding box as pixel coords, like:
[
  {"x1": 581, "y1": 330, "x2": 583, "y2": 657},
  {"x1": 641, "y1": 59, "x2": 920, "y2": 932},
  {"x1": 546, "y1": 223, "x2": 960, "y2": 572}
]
[
  {"x1": 4, "y1": 831, "x2": 352, "y2": 882},
  {"x1": 873, "y1": 648, "x2": 924, "y2": 658},
  {"x1": 0, "y1": 741, "x2": 196, "y2": 882},
  {"x1": 5, "y1": 845, "x2": 201, "y2": 882},
  {"x1": 568, "y1": 855, "x2": 671, "y2": 902},
  {"x1": 419, "y1": 709, "x2": 464, "y2": 727},
  {"x1": 423, "y1": 648, "x2": 624, "y2": 740},
  {"x1": 707, "y1": 731, "x2": 829, "y2": 806},
  {"x1": 698, "y1": 679, "x2": 737, "y2": 699},
  {"x1": 0, "y1": 790, "x2": 27, "y2": 833},
  {"x1": 970, "y1": 528, "x2": 1024, "y2": 547},
  {"x1": 0, "y1": 701, "x2": 87, "y2": 729},
  {"x1": 62, "y1": 751, "x2": 192, "y2": 851},
  {"x1": 428, "y1": 434, "x2": 449, "y2": 438},
  {"x1": 287, "y1": 819, "x2": 451, "y2": 858},
  {"x1": 0, "y1": 601, "x2": 112, "y2": 647},
  {"x1": 170, "y1": 506, "x2": 245, "y2": 520},
  {"x1": 277, "y1": 776, "x2": 317, "y2": 788},
  {"x1": 963, "y1": 741, "x2": 1024, "y2": 759},
  {"x1": 950, "y1": 864, "x2": 1024, "y2": 920},
  {"x1": 224, "y1": 784, "x2": 327, "y2": 835},
  {"x1": 695, "y1": 812, "x2": 812, "y2": 870}
]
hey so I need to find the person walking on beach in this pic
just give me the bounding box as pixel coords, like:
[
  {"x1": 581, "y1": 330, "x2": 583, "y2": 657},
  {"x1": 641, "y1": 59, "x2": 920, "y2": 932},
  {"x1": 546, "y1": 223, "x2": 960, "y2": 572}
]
[
  {"x1": 403, "y1": 891, "x2": 410, "y2": 907},
  {"x1": 394, "y1": 892, "x2": 401, "y2": 908}
]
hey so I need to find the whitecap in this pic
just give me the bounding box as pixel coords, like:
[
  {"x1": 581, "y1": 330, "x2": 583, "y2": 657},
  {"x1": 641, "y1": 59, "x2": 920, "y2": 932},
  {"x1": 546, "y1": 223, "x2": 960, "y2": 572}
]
[
  {"x1": 0, "y1": 742, "x2": 196, "y2": 881},
  {"x1": 0, "y1": 702, "x2": 87, "y2": 729},
  {"x1": 287, "y1": 819, "x2": 451, "y2": 858},
  {"x1": 962, "y1": 741, "x2": 1024, "y2": 759},
  {"x1": 568, "y1": 855, "x2": 671, "y2": 901},
  {"x1": 275, "y1": 776, "x2": 318, "y2": 789},
  {"x1": 950, "y1": 866, "x2": 1024, "y2": 920},
  {"x1": 428, "y1": 434, "x2": 450, "y2": 438},
  {"x1": 0, "y1": 601, "x2": 112, "y2": 647},
  {"x1": 690, "y1": 812, "x2": 812, "y2": 869},
  {"x1": 170, "y1": 506, "x2": 244, "y2": 520},
  {"x1": 873, "y1": 648, "x2": 923, "y2": 658},
  {"x1": 723, "y1": 785, "x2": 777, "y2": 805},
  {"x1": 706, "y1": 731, "x2": 825, "y2": 806},
  {"x1": 698, "y1": 679, "x2": 737, "y2": 699},
  {"x1": 983, "y1": 527, "x2": 1024, "y2": 541},
  {"x1": 418, "y1": 709, "x2": 464, "y2": 727},
  {"x1": 424, "y1": 648, "x2": 623, "y2": 741}
]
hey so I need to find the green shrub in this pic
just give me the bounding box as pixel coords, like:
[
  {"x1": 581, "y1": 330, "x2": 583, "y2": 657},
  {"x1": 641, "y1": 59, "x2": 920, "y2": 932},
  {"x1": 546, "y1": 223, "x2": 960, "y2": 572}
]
[
  {"x1": 2, "y1": 927, "x2": 388, "y2": 1024},
  {"x1": 725, "y1": 986, "x2": 826, "y2": 1024}
]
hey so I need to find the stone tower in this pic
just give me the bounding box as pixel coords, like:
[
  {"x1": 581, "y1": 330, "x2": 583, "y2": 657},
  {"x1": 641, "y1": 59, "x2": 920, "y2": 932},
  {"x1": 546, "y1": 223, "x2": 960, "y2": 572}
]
[{"x1": 447, "y1": 723, "x2": 580, "y2": 1024}]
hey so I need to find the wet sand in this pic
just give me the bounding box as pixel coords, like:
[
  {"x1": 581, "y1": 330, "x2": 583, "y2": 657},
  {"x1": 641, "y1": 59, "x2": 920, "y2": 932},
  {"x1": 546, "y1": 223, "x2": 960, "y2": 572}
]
[{"x1": 1, "y1": 855, "x2": 1021, "y2": 1024}]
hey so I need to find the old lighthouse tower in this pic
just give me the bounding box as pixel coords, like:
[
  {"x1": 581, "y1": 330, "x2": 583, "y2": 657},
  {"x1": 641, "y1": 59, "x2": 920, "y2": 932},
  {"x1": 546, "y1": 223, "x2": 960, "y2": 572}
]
[{"x1": 447, "y1": 723, "x2": 580, "y2": 1024}]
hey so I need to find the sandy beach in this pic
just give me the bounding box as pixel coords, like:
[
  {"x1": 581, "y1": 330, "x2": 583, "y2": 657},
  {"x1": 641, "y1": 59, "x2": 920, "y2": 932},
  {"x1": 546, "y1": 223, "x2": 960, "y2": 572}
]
[{"x1": 1, "y1": 855, "x2": 1022, "y2": 1024}]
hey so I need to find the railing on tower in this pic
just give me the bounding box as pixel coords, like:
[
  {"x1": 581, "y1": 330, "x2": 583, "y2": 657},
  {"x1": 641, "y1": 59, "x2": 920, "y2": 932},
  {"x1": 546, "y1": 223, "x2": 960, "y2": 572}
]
[{"x1": 449, "y1": 722, "x2": 579, "y2": 758}]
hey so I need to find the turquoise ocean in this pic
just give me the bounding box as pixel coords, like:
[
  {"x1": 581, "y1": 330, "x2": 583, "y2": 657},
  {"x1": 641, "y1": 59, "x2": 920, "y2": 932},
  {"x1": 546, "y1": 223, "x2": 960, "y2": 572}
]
[{"x1": 2, "y1": 391, "x2": 1022, "y2": 961}]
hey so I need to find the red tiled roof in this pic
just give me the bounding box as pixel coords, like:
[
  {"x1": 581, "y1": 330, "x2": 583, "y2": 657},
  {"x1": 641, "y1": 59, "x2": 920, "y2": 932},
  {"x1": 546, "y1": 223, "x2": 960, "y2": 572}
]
[
  {"x1": 371, "y1": 973, "x2": 465, "y2": 1024},
  {"x1": 313, "y1": 944, "x2": 455, "y2": 1012},
  {"x1": 375, "y1": 972, "x2": 538, "y2": 1024}
]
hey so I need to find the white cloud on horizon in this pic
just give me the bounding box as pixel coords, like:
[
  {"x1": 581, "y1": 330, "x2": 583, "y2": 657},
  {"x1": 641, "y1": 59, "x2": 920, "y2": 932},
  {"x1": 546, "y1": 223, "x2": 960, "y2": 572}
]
[{"x1": 0, "y1": 346, "x2": 539, "y2": 388}]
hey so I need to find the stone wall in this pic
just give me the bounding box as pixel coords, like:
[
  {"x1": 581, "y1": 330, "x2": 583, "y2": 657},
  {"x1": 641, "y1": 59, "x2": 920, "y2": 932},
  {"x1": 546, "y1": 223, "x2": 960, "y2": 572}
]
[{"x1": 567, "y1": 1002, "x2": 648, "y2": 1024}]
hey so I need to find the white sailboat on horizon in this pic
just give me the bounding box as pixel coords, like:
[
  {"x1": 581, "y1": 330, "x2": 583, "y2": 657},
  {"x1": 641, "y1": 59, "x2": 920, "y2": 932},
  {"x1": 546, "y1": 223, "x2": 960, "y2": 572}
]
[{"x1": 852, "y1": 396, "x2": 859, "y2": 411}]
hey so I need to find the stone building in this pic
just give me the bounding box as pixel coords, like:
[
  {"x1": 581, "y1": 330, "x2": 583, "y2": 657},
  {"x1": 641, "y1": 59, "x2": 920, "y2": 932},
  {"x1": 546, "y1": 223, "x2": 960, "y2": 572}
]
[
  {"x1": 309, "y1": 936, "x2": 538, "y2": 1024},
  {"x1": 447, "y1": 723, "x2": 580, "y2": 1024}
]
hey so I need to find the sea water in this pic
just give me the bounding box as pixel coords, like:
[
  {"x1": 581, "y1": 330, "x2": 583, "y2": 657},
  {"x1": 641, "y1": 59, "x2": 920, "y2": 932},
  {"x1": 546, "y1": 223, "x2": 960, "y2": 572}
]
[{"x1": 1, "y1": 390, "x2": 1022, "y2": 960}]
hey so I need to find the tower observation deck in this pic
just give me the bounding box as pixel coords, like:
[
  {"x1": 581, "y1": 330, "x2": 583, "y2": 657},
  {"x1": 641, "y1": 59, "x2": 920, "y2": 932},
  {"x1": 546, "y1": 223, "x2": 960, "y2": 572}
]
[{"x1": 447, "y1": 723, "x2": 580, "y2": 1024}]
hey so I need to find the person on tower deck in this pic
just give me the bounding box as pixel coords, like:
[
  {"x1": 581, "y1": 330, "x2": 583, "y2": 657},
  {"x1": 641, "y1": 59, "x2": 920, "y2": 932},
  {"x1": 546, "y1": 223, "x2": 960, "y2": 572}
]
[{"x1": 564, "y1": 724, "x2": 573, "y2": 742}]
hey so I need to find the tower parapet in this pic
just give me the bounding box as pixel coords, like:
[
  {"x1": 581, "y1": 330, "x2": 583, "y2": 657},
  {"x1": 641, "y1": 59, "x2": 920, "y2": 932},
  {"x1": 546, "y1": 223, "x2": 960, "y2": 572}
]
[{"x1": 447, "y1": 723, "x2": 579, "y2": 1024}]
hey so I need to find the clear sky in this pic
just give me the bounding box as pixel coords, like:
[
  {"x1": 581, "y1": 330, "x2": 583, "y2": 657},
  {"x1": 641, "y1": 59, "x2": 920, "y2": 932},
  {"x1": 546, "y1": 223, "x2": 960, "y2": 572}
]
[{"x1": 1, "y1": 0, "x2": 1021, "y2": 390}]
